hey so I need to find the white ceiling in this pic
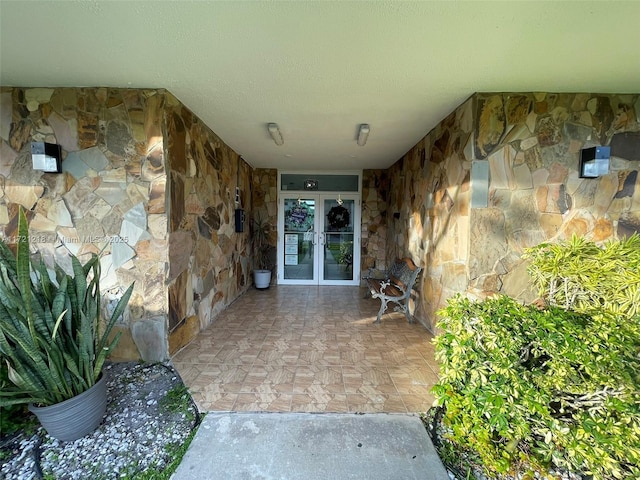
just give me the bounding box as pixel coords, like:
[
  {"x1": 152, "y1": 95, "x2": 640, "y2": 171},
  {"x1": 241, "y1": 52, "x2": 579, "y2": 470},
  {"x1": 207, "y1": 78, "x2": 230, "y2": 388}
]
[{"x1": 1, "y1": 1, "x2": 639, "y2": 170}]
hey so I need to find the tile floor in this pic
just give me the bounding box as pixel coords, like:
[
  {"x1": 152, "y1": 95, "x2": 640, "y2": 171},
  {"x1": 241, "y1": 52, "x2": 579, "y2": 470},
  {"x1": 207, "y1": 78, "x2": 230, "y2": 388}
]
[{"x1": 172, "y1": 286, "x2": 439, "y2": 413}]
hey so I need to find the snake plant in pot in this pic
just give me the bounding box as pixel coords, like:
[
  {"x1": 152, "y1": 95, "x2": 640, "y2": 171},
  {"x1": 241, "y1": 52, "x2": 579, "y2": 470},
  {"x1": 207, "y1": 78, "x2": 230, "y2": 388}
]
[{"x1": 0, "y1": 208, "x2": 133, "y2": 441}]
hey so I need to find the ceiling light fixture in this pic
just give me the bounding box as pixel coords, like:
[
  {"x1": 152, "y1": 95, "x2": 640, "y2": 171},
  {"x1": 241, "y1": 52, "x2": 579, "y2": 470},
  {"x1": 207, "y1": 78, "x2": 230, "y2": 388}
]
[
  {"x1": 267, "y1": 123, "x2": 284, "y2": 146},
  {"x1": 357, "y1": 123, "x2": 370, "y2": 146}
]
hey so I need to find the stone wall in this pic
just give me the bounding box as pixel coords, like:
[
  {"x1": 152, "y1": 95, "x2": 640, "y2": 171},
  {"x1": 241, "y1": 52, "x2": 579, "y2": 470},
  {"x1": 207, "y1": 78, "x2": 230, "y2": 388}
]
[
  {"x1": 250, "y1": 168, "x2": 278, "y2": 282},
  {"x1": 361, "y1": 169, "x2": 390, "y2": 277},
  {"x1": 164, "y1": 93, "x2": 252, "y2": 354},
  {"x1": 378, "y1": 92, "x2": 640, "y2": 332},
  {"x1": 382, "y1": 98, "x2": 474, "y2": 331},
  {"x1": 251, "y1": 168, "x2": 278, "y2": 242},
  {"x1": 0, "y1": 87, "x2": 253, "y2": 361},
  {"x1": 469, "y1": 92, "x2": 640, "y2": 303},
  {"x1": 0, "y1": 87, "x2": 169, "y2": 361}
]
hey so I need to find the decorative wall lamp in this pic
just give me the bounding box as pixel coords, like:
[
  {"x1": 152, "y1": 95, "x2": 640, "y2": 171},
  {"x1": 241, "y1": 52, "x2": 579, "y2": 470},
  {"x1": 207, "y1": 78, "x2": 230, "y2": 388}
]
[
  {"x1": 579, "y1": 146, "x2": 610, "y2": 178},
  {"x1": 31, "y1": 142, "x2": 62, "y2": 173},
  {"x1": 357, "y1": 123, "x2": 370, "y2": 146},
  {"x1": 267, "y1": 123, "x2": 284, "y2": 146}
]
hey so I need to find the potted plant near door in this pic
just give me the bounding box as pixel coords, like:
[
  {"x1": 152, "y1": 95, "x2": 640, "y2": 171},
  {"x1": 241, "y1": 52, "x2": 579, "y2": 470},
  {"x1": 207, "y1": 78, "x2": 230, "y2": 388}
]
[
  {"x1": 0, "y1": 208, "x2": 133, "y2": 441},
  {"x1": 251, "y1": 214, "x2": 275, "y2": 289}
]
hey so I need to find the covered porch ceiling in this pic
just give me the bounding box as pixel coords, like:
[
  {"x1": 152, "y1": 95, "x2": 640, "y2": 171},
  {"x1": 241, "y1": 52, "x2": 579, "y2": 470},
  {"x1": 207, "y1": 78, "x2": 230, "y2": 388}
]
[{"x1": 1, "y1": 1, "x2": 639, "y2": 171}]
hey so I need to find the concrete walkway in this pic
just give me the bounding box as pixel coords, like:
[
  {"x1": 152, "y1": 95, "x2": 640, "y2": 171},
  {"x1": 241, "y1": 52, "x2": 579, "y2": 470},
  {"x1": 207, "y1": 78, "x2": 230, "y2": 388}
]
[{"x1": 172, "y1": 412, "x2": 449, "y2": 480}]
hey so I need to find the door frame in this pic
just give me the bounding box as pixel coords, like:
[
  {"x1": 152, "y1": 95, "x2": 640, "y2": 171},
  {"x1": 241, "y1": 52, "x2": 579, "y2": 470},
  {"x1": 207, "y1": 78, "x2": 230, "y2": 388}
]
[
  {"x1": 317, "y1": 193, "x2": 360, "y2": 286},
  {"x1": 276, "y1": 171, "x2": 362, "y2": 286}
]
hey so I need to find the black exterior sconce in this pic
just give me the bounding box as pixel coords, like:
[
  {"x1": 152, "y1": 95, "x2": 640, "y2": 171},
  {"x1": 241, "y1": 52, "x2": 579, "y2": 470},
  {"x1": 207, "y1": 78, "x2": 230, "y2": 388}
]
[{"x1": 579, "y1": 146, "x2": 610, "y2": 178}]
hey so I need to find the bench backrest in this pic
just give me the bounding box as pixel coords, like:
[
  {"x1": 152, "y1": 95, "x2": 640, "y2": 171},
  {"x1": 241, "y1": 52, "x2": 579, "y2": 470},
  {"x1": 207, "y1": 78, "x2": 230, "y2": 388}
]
[{"x1": 388, "y1": 258, "x2": 421, "y2": 293}]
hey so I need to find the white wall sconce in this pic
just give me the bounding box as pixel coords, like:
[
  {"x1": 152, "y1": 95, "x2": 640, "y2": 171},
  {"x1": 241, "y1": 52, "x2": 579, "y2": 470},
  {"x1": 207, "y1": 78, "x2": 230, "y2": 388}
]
[
  {"x1": 357, "y1": 124, "x2": 370, "y2": 146},
  {"x1": 31, "y1": 142, "x2": 62, "y2": 173},
  {"x1": 579, "y1": 146, "x2": 610, "y2": 178},
  {"x1": 268, "y1": 123, "x2": 284, "y2": 146}
]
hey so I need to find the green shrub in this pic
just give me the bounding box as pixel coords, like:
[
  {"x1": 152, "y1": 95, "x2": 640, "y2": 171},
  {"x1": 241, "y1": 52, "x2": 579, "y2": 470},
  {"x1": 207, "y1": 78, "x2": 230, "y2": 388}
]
[
  {"x1": 0, "y1": 207, "x2": 134, "y2": 407},
  {"x1": 524, "y1": 234, "x2": 640, "y2": 318},
  {"x1": 433, "y1": 295, "x2": 640, "y2": 479}
]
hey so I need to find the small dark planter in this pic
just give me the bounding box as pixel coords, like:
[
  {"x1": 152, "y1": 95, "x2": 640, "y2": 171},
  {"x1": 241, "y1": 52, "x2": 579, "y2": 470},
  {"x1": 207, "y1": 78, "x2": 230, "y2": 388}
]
[{"x1": 28, "y1": 373, "x2": 107, "y2": 442}]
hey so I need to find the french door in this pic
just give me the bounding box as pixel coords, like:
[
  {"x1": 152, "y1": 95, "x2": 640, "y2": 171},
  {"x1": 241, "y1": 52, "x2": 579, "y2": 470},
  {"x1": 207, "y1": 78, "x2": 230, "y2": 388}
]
[{"x1": 277, "y1": 194, "x2": 360, "y2": 285}]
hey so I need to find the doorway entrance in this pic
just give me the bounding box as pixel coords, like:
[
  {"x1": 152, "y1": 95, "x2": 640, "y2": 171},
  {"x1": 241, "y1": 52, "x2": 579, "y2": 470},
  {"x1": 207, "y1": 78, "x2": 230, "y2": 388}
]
[{"x1": 277, "y1": 173, "x2": 361, "y2": 286}]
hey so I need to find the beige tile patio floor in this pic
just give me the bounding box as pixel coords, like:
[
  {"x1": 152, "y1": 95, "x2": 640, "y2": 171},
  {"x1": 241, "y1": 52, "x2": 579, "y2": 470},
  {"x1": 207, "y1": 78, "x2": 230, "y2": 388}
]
[{"x1": 172, "y1": 285, "x2": 439, "y2": 413}]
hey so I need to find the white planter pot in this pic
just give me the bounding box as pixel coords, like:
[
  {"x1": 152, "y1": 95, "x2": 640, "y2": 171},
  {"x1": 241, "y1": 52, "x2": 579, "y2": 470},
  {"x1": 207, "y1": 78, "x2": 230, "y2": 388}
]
[{"x1": 254, "y1": 270, "x2": 272, "y2": 289}]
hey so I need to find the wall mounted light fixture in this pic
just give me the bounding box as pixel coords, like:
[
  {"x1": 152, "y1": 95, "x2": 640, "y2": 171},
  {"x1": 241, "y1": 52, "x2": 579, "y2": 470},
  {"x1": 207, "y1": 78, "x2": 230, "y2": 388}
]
[
  {"x1": 303, "y1": 179, "x2": 318, "y2": 190},
  {"x1": 31, "y1": 142, "x2": 62, "y2": 173},
  {"x1": 357, "y1": 124, "x2": 370, "y2": 146},
  {"x1": 267, "y1": 123, "x2": 284, "y2": 146},
  {"x1": 579, "y1": 146, "x2": 611, "y2": 178}
]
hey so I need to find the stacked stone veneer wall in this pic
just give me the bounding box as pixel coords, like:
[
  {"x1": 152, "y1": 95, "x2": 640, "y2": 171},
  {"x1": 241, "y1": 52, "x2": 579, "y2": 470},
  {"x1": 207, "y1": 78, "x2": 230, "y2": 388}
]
[
  {"x1": 361, "y1": 169, "x2": 390, "y2": 277},
  {"x1": 378, "y1": 98, "x2": 474, "y2": 332},
  {"x1": 469, "y1": 93, "x2": 640, "y2": 303},
  {"x1": 378, "y1": 92, "x2": 640, "y2": 332},
  {"x1": 250, "y1": 168, "x2": 278, "y2": 282},
  {"x1": 0, "y1": 87, "x2": 252, "y2": 361},
  {"x1": 163, "y1": 92, "x2": 252, "y2": 355}
]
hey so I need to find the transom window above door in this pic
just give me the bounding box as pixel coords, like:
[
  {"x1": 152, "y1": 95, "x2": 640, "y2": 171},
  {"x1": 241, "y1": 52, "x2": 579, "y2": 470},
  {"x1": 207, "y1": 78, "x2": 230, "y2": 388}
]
[{"x1": 280, "y1": 173, "x2": 359, "y2": 192}]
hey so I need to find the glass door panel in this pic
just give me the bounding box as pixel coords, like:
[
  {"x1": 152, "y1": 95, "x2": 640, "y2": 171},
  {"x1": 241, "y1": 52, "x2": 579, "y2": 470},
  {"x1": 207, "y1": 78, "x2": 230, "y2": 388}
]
[
  {"x1": 321, "y1": 198, "x2": 355, "y2": 282},
  {"x1": 282, "y1": 198, "x2": 316, "y2": 282},
  {"x1": 278, "y1": 192, "x2": 360, "y2": 286}
]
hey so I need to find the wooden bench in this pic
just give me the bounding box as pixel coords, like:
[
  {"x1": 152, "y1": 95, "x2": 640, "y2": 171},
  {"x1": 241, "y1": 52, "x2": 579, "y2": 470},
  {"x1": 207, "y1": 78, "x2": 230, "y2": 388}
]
[{"x1": 364, "y1": 258, "x2": 422, "y2": 324}]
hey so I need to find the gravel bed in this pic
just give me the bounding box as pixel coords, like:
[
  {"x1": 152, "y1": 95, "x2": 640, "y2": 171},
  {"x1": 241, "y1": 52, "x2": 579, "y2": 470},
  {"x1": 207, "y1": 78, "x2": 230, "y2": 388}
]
[{"x1": 1, "y1": 362, "x2": 201, "y2": 480}]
